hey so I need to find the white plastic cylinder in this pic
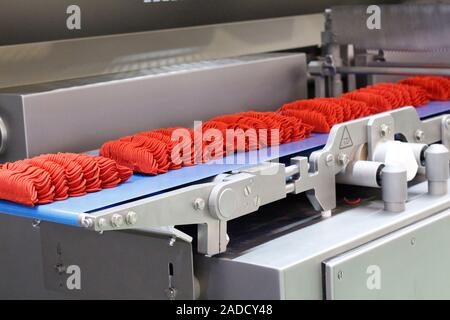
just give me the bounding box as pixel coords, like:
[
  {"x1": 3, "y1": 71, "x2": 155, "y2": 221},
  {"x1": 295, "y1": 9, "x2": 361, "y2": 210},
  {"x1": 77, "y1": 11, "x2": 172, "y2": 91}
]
[
  {"x1": 373, "y1": 141, "x2": 419, "y2": 181},
  {"x1": 408, "y1": 143, "x2": 428, "y2": 167},
  {"x1": 336, "y1": 161, "x2": 384, "y2": 188}
]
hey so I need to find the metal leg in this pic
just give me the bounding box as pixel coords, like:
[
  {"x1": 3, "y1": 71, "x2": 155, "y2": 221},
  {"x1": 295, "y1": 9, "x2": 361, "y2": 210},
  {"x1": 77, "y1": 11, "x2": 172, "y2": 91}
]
[
  {"x1": 381, "y1": 164, "x2": 408, "y2": 213},
  {"x1": 197, "y1": 221, "x2": 228, "y2": 256},
  {"x1": 425, "y1": 144, "x2": 450, "y2": 196}
]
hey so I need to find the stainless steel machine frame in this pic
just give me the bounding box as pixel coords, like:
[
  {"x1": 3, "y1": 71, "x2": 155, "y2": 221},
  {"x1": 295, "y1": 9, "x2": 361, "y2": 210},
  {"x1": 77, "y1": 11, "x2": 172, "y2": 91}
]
[
  {"x1": 28, "y1": 107, "x2": 450, "y2": 299},
  {"x1": 2, "y1": 2, "x2": 450, "y2": 300},
  {"x1": 310, "y1": 4, "x2": 450, "y2": 97},
  {"x1": 74, "y1": 107, "x2": 450, "y2": 253}
]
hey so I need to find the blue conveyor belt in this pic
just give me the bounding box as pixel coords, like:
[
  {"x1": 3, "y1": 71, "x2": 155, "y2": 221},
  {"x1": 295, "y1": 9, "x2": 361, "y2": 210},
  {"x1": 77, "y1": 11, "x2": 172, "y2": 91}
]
[{"x1": 0, "y1": 102, "x2": 449, "y2": 226}]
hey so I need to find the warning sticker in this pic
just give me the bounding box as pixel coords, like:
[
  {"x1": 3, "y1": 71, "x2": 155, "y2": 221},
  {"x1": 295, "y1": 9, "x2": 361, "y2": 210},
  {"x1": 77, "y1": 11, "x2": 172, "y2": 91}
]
[{"x1": 339, "y1": 126, "x2": 353, "y2": 149}]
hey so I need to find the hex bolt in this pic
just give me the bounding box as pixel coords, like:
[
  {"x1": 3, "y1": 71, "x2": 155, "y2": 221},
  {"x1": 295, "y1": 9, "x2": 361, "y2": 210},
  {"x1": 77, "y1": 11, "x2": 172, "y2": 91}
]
[
  {"x1": 425, "y1": 144, "x2": 450, "y2": 196},
  {"x1": 55, "y1": 264, "x2": 66, "y2": 275},
  {"x1": 193, "y1": 198, "x2": 206, "y2": 211},
  {"x1": 326, "y1": 154, "x2": 335, "y2": 167},
  {"x1": 380, "y1": 124, "x2": 390, "y2": 137},
  {"x1": 80, "y1": 216, "x2": 93, "y2": 229},
  {"x1": 32, "y1": 219, "x2": 41, "y2": 228},
  {"x1": 415, "y1": 130, "x2": 425, "y2": 142},
  {"x1": 244, "y1": 185, "x2": 252, "y2": 197},
  {"x1": 110, "y1": 214, "x2": 124, "y2": 228},
  {"x1": 126, "y1": 211, "x2": 138, "y2": 225},
  {"x1": 381, "y1": 164, "x2": 408, "y2": 213},
  {"x1": 97, "y1": 218, "x2": 106, "y2": 229},
  {"x1": 338, "y1": 153, "x2": 349, "y2": 166},
  {"x1": 166, "y1": 287, "x2": 177, "y2": 300}
]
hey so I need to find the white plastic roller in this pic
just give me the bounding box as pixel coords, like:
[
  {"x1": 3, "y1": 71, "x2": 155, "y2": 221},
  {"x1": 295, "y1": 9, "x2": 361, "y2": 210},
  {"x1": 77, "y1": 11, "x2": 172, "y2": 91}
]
[{"x1": 373, "y1": 141, "x2": 419, "y2": 181}]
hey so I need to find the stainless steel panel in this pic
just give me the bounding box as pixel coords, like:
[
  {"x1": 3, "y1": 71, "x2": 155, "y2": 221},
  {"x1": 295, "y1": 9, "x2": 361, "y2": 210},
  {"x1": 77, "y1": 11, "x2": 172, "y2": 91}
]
[
  {"x1": 198, "y1": 179, "x2": 450, "y2": 299},
  {"x1": 324, "y1": 209, "x2": 450, "y2": 300},
  {"x1": 195, "y1": 256, "x2": 283, "y2": 300},
  {"x1": 0, "y1": 53, "x2": 307, "y2": 162},
  {"x1": 0, "y1": 0, "x2": 377, "y2": 45},
  {"x1": 0, "y1": 214, "x2": 61, "y2": 299},
  {"x1": 0, "y1": 16, "x2": 321, "y2": 89},
  {"x1": 331, "y1": 4, "x2": 450, "y2": 51},
  {"x1": 40, "y1": 223, "x2": 194, "y2": 299}
]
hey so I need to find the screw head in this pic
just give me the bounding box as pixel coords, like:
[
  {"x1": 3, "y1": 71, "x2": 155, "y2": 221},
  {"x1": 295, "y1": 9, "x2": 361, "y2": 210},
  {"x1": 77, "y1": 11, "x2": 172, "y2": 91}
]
[
  {"x1": 380, "y1": 124, "x2": 390, "y2": 137},
  {"x1": 411, "y1": 238, "x2": 416, "y2": 246},
  {"x1": 193, "y1": 198, "x2": 206, "y2": 211},
  {"x1": 97, "y1": 218, "x2": 106, "y2": 229},
  {"x1": 337, "y1": 270, "x2": 344, "y2": 280},
  {"x1": 415, "y1": 130, "x2": 425, "y2": 142},
  {"x1": 338, "y1": 153, "x2": 349, "y2": 166},
  {"x1": 110, "y1": 214, "x2": 124, "y2": 228},
  {"x1": 55, "y1": 264, "x2": 66, "y2": 275},
  {"x1": 126, "y1": 211, "x2": 138, "y2": 225},
  {"x1": 32, "y1": 219, "x2": 41, "y2": 228},
  {"x1": 166, "y1": 287, "x2": 177, "y2": 300},
  {"x1": 326, "y1": 154, "x2": 335, "y2": 167},
  {"x1": 169, "y1": 237, "x2": 176, "y2": 247},
  {"x1": 80, "y1": 216, "x2": 93, "y2": 228}
]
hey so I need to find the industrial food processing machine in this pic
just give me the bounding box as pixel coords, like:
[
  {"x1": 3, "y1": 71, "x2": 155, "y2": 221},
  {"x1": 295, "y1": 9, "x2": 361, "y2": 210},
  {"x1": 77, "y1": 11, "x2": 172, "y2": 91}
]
[{"x1": 1, "y1": 1, "x2": 450, "y2": 300}]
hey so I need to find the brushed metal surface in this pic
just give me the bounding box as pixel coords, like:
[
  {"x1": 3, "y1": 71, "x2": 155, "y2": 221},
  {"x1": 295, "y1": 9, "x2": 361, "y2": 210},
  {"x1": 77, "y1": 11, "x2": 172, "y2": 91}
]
[
  {"x1": 331, "y1": 4, "x2": 450, "y2": 51},
  {"x1": 198, "y1": 179, "x2": 450, "y2": 299},
  {"x1": 0, "y1": 15, "x2": 322, "y2": 89},
  {"x1": 40, "y1": 223, "x2": 194, "y2": 299},
  {"x1": 0, "y1": 53, "x2": 307, "y2": 162},
  {"x1": 325, "y1": 209, "x2": 450, "y2": 299},
  {"x1": 0, "y1": 0, "x2": 391, "y2": 45}
]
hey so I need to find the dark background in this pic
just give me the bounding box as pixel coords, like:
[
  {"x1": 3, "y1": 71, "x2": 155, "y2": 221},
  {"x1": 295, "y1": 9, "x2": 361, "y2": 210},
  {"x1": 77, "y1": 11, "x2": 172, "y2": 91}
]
[{"x1": 0, "y1": 0, "x2": 399, "y2": 45}]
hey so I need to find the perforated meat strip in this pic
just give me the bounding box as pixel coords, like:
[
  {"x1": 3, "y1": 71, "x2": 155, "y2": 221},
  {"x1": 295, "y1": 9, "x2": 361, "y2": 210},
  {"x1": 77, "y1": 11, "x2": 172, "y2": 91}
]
[
  {"x1": 25, "y1": 157, "x2": 69, "y2": 201},
  {"x1": 0, "y1": 154, "x2": 132, "y2": 206},
  {"x1": 37, "y1": 154, "x2": 87, "y2": 197},
  {"x1": 2, "y1": 161, "x2": 55, "y2": 204},
  {"x1": 399, "y1": 76, "x2": 450, "y2": 101},
  {"x1": 0, "y1": 169, "x2": 39, "y2": 206},
  {"x1": 61, "y1": 153, "x2": 102, "y2": 193},
  {"x1": 100, "y1": 76, "x2": 443, "y2": 176}
]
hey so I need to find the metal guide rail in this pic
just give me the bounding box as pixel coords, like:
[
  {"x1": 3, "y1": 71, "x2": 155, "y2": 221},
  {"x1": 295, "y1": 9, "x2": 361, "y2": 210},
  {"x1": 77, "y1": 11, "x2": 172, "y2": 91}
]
[{"x1": 0, "y1": 102, "x2": 449, "y2": 255}]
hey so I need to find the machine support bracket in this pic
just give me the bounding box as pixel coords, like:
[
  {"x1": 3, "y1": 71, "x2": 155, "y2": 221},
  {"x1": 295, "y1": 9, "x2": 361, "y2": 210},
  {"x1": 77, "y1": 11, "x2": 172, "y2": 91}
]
[{"x1": 79, "y1": 107, "x2": 450, "y2": 255}]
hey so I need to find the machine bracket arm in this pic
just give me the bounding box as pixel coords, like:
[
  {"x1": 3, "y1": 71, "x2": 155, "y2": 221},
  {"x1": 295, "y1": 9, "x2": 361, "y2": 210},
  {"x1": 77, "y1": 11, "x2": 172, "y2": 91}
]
[
  {"x1": 78, "y1": 108, "x2": 450, "y2": 255},
  {"x1": 85, "y1": 162, "x2": 287, "y2": 255}
]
